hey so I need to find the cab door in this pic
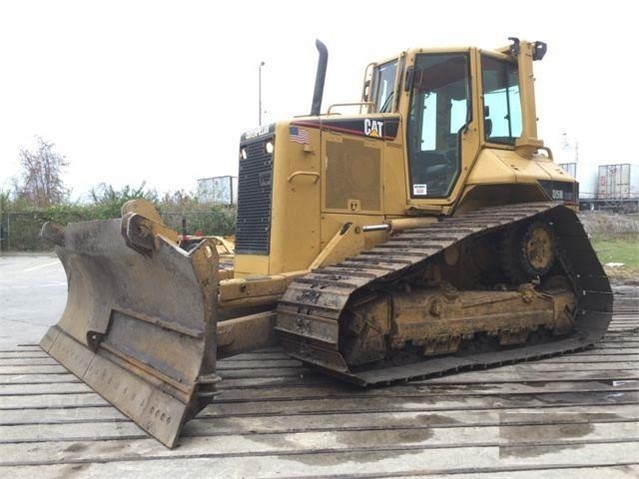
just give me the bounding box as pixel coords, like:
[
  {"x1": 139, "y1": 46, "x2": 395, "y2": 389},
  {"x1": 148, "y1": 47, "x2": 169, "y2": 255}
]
[{"x1": 402, "y1": 50, "x2": 481, "y2": 211}]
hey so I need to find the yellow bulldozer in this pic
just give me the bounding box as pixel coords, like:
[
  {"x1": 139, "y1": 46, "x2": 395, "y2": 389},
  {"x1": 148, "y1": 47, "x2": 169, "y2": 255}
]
[{"x1": 40, "y1": 38, "x2": 612, "y2": 448}]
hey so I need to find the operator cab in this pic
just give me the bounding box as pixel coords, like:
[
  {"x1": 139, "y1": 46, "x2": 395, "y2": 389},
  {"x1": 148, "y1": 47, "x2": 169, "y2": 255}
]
[{"x1": 364, "y1": 40, "x2": 547, "y2": 210}]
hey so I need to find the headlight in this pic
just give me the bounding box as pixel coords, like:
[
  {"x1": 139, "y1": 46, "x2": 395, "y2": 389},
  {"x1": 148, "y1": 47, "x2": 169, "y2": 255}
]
[{"x1": 265, "y1": 141, "x2": 274, "y2": 154}]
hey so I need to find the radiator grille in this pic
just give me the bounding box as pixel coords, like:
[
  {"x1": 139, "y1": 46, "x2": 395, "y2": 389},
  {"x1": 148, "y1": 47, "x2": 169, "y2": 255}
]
[{"x1": 235, "y1": 138, "x2": 273, "y2": 255}]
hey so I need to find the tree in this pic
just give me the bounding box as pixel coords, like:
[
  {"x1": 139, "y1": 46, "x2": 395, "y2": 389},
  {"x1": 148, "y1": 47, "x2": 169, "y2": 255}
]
[
  {"x1": 89, "y1": 182, "x2": 158, "y2": 219},
  {"x1": 14, "y1": 137, "x2": 69, "y2": 207}
]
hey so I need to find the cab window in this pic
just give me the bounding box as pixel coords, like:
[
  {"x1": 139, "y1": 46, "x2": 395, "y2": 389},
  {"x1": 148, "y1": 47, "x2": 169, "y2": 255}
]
[
  {"x1": 372, "y1": 60, "x2": 397, "y2": 113},
  {"x1": 481, "y1": 55, "x2": 522, "y2": 144}
]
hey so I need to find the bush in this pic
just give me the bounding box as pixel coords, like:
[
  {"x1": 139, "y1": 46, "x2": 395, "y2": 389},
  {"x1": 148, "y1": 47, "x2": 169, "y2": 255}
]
[
  {"x1": 162, "y1": 207, "x2": 236, "y2": 237},
  {"x1": 1, "y1": 184, "x2": 237, "y2": 251},
  {"x1": 89, "y1": 183, "x2": 159, "y2": 219}
]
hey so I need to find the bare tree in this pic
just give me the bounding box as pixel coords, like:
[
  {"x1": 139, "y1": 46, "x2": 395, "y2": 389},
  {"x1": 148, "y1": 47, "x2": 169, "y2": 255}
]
[{"x1": 14, "y1": 137, "x2": 69, "y2": 207}]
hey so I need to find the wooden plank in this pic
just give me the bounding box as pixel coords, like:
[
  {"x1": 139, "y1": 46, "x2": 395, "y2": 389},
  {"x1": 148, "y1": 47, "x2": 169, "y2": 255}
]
[
  {"x1": 217, "y1": 359, "x2": 301, "y2": 369},
  {"x1": 0, "y1": 393, "x2": 107, "y2": 409},
  {"x1": 0, "y1": 406, "x2": 125, "y2": 425},
  {"x1": 0, "y1": 373, "x2": 79, "y2": 385},
  {"x1": 1, "y1": 364, "x2": 636, "y2": 398},
  {"x1": 559, "y1": 351, "x2": 639, "y2": 357},
  {"x1": 0, "y1": 420, "x2": 144, "y2": 442},
  {"x1": 0, "y1": 346, "x2": 42, "y2": 352},
  {"x1": 6, "y1": 360, "x2": 633, "y2": 378},
  {"x1": 444, "y1": 362, "x2": 639, "y2": 372},
  {"x1": 0, "y1": 362, "x2": 639, "y2": 396},
  {"x1": 0, "y1": 358, "x2": 60, "y2": 366},
  {"x1": 594, "y1": 343, "x2": 638, "y2": 349},
  {"x1": 1, "y1": 376, "x2": 635, "y2": 402},
  {"x1": 0, "y1": 364, "x2": 309, "y2": 377},
  {"x1": 5, "y1": 363, "x2": 638, "y2": 382},
  {"x1": 0, "y1": 365, "x2": 69, "y2": 375},
  {"x1": 0, "y1": 357, "x2": 305, "y2": 371},
  {"x1": 0, "y1": 442, "x2": 637, "y2": 478},
  {"x1": 203, "y1": 391, "x2": 638, "y2": 417},
  {"x1": 380, "y1": 369, "x2": 639, "y2": 385},
  {"x1": 543, "y1": 354, "x2": 639, "y2": 361},
  {"x1": 129, "y1": 366, "x2": 639, "y2": 383},
  {"x1": 2, "y1": 385, "x2": 636, "y2": 414},
  {"x1": 0, "y1": 352, "x2": 49, "y2": 359},
  {"x1": 0, "y1": 357, "x2": 301, "y2": 369},
  {"x1": 218, "y1": 376, "x2": 639, "y2": 399},
  {"x1": 1, "y1": 358, "x2": 636, "y2": 384},
  {"x1": 401, "y1": 466, "x2": 639, "y2": 479},
  {"x1": 3, "y1": 401, "x2": 636, "y2": 430},
  {"x1": 1, "y1": 421, "x2": 637, "y2": 463},
  {"x1": 0, "y1": 383, "x2": 92, "y2": 395}
]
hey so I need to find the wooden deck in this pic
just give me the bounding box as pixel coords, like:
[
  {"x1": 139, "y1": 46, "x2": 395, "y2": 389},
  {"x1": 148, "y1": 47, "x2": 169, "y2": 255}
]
[{"x1": 0, "y1": 287, "x2": 637, "y2": 478}]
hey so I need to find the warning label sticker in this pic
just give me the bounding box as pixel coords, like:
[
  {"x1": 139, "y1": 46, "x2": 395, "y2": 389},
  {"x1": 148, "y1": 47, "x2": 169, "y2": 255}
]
[{"x1": 413, "y1": 184, "x2": 428, "y2": 196}]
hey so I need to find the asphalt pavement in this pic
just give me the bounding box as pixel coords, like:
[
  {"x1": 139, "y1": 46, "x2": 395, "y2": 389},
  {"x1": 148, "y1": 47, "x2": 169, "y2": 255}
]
[{"x1": 0, "y1": 253, "x2": 67, "y2": 346}]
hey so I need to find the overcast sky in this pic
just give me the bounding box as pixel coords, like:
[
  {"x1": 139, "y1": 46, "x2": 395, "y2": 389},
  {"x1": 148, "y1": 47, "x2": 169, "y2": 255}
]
[{"x1": 1, "y1": 0, "x2": 638, "y2": 200}]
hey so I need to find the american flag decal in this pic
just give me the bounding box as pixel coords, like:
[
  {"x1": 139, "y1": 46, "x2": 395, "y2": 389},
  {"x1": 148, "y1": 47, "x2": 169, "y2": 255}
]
[{"x1": 289, "y1": 126, "x2": 310, "y2": 144}]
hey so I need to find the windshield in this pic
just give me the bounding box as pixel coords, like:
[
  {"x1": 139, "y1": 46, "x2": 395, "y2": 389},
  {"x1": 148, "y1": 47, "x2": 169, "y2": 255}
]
[
  {"x1": 372, "y1": 60, "x2": 397, "y2": 113},
  {"x1": 481, "y1": 55, "x2": 522, "y2": 145},
  {"x1": 407, "y1": 53, "x2": 471, "y2": 198}
]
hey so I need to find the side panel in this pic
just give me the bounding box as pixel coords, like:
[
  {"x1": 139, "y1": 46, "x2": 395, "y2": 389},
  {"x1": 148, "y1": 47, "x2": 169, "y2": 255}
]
[
  {"x1": 317, "y1": 116, "x2": 399, "y2": 250},
  {"x1": 234, "y1": 122, "x2": 321, "y2": 276},
  {"x1": 323, "y1": 133, "x2": 383, "y2": 214},
  {"x1": 268, "y1": 122, "x2": 322, "y2": 274}
]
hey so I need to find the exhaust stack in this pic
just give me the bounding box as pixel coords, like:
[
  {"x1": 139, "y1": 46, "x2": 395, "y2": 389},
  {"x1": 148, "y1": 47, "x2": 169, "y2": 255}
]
[{"x1": 310, "y1": 39, "x2": 328, "y2": 116}]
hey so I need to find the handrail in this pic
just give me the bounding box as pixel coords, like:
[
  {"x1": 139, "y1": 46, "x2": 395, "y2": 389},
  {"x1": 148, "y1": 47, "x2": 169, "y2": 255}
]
[
  {"x1": 287, "y1": 171, "x2": 320, "y2": 183},
  {"x1": 327, "y1": 102, "x2": 375, "y2": 114}
]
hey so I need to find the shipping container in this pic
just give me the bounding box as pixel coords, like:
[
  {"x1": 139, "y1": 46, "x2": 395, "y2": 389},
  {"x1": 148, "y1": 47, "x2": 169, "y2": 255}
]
[{"x1": 597, "y1": 164, "x2": 639, "y2": 199}]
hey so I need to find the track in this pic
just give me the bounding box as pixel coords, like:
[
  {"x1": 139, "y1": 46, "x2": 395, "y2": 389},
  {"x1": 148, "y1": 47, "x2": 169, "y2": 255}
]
[
  {"x1": 0, "y1": 286, "x2": 636, "y2": 478},
  {"x1": 276, "y1": 202, "x2": 614, "y2": 385}
]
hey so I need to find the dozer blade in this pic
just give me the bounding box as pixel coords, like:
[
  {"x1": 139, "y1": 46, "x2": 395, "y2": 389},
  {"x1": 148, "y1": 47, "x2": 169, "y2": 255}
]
[{"x1": 39, "y1": 202, "x2": 219, "y2": 448}]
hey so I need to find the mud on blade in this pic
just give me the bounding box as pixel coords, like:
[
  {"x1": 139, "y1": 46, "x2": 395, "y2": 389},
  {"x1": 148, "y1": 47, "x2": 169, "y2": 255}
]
[{"x1": 40, "y1": 208, "x2": 219, "y2": 448}]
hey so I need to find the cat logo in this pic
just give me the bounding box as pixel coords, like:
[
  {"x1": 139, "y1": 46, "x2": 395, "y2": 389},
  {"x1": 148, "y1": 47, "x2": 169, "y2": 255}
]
[{"x1": 364, "y1": 119, "x2": 384, "y2": 138}]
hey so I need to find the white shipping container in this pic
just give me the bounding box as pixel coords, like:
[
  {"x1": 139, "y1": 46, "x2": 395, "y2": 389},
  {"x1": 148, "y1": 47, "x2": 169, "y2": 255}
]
[{"x1": 597, "y1": 164, "x2": 639, "y2": 199}]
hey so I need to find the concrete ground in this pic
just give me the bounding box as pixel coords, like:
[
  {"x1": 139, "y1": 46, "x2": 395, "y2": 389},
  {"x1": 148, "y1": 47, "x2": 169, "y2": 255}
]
[{"x1": 0, "y1": 254, "x2": 67, "y2": 347}]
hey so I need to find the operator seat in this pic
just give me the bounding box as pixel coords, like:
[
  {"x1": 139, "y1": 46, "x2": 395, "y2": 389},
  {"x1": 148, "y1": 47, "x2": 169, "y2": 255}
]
[{"x1": 484, "y1": 118, "x2": 493, "y2": 138}]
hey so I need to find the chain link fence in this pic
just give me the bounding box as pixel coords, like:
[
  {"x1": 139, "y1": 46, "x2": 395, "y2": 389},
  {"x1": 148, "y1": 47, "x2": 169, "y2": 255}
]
[{"x1": 1, "y1": 212, "x2": 52, "y2": 251}]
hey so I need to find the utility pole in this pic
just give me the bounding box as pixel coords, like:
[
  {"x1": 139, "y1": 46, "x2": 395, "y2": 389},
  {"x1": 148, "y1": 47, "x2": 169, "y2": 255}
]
[{"x1": 259, "y1": 61, "x2": 265, "y2": 125}]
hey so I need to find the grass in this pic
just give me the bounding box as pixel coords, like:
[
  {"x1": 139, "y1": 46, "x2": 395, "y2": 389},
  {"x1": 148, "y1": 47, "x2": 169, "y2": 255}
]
[{"x1": 589, "y1": 234, "x2": 639, "y2": 284}]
